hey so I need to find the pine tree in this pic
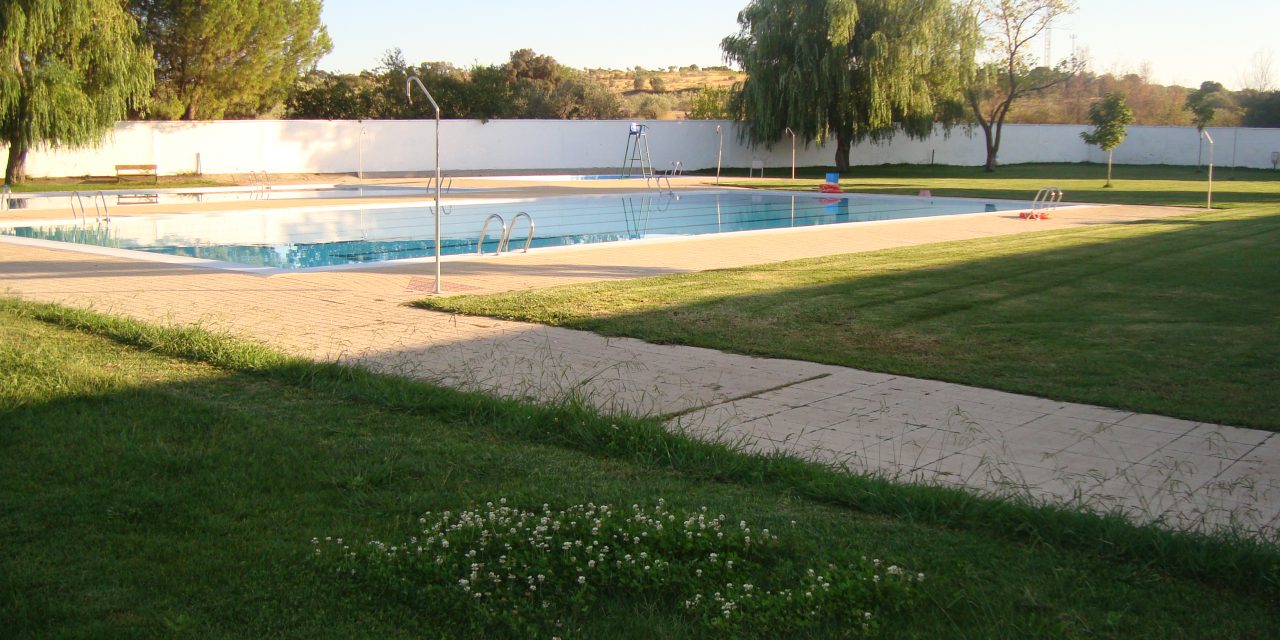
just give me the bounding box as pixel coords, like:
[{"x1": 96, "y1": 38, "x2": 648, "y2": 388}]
[{"x1": 128, "y1": 0, "x2": 331, "y2": 120}]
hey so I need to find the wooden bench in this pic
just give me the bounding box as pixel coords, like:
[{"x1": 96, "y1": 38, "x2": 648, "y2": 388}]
[{"x1": 115, "y1": 164, "x2": 158, "y2": 184}]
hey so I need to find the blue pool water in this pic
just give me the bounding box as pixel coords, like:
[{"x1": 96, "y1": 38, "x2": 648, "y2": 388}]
[{"x1": 2, "y1": 191, "x2": 1033, "y2": 271}]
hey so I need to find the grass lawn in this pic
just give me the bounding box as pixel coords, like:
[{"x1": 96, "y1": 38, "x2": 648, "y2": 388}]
[
  {"x1": 419, "y1": 165, "x2": 1280, "y2": 430},
  {"x1": 713, "y1": 162, "x2": 1279, "y2": 209},
  {"x1": 6, "y1": 176, "x2": 232, "y2": 192},
  {"x1": 3, "y1": 301, "x2": 1278, "y2": 638}
]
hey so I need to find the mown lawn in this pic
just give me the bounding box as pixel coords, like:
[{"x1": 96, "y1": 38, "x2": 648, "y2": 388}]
[
  {"x1": 719, "y1": 162, "x2": 1279, "y2": 209},
  {"x1": 419, "y1": 165, "x2": 1280, "y2": 430},
  {"x1": 2, "y1": 301, "x2": 1278, "y2": 638}
]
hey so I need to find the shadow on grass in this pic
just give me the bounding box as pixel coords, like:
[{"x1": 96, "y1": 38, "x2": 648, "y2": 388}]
[{"x1": 442, "y1": 209, "x2": 1280, "y2": 429}]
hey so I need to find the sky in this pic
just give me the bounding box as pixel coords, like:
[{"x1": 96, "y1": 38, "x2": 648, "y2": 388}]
[{"x1": 317, "y1": 0, "x2": 1279, "y2": 90}]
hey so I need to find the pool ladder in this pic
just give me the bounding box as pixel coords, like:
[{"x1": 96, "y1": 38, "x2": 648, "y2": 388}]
[
  {"x1": 646, "y1": 174, "x2": 674, "y2": 194},
  {"x1": 249, "y1": 170, "x2": 271, "y2": 200},
  {"x1": 70, "y1": 191, "x2": 110, "y2": 223},
  {"x1": 1025, "y1": 186, "x2": 1064, "y2": 220},
  {"x1": 476, "y1": 212, "x2": 535, "y2": 255},
  {"x1": 427, "y1": 174, "x2": 453, "y2": 194},
  {"x1": 1, "y1": 184, "x2": 10, "y2": 211}
]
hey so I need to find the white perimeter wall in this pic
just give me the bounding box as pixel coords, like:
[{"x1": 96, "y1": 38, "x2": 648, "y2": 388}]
[{"x1": 7, "y1": 119, "x2": 1280, "y2": 178}]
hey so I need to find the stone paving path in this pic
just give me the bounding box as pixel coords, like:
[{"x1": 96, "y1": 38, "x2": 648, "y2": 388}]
[{"x1": 2, "y1": 193, "x2": 1276, "y2": 537}]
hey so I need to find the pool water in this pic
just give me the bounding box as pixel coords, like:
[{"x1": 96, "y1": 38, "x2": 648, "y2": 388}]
[{"x1": 2, "y1": 191, "x2": 1033, "y2": 271}]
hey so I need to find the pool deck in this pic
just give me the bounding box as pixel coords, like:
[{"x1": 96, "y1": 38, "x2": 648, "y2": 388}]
[{"x1": 2, "y1": 176, "x2": 1276, "y2": 537}]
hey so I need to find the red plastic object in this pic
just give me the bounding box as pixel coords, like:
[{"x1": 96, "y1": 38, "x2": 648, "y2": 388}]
[{"x1": 818, "y1": 183, "x2": 844, "y2": 194}]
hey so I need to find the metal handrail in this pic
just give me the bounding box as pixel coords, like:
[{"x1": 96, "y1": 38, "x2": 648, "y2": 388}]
[
  {"x1": 477, "y1": 213, "x2": 506, "y2": 255},
  {"x1": 499, "y1": 211, "x2": 535, "y2": 253},
  {"x1": 427, "y1": 174, "x2": 453, "y2": 194},
  {"x1": 249, "y1": 170, "x2": 271, "y2": 200},
  {"x1": 1027, "y1": 186, "x2": 1064, "y2": 219},
  {"x1": 407, "y1": 75, "x2": 444, "y2": 293},
  {"x1": 93, "y1": 191, "x2": 110, "y2": 222},
  {"x1": 647, "y1": 174, "x2": 673, "y2": 194},
  {"x1": 70, "y1": 191, "x2": 88, "y2": 221}
]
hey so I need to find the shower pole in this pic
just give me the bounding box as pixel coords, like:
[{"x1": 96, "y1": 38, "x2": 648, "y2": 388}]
[{"x1": 406, "y1": 76, "x2": 443, "y2": 294}]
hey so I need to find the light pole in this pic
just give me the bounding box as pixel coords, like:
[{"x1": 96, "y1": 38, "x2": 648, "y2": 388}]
[
  {"x1": 406, "y1": 76, "x2": 443, "y2": 295},
  {"x1": 785, "y1": 127, "x2": 796, "y2": 180},
  {"x1": 715, "y1": 124, "x2": 724, "y2": 185},
  {"x1": 1202, "y1": 129, "x2": 1214, "y2": 209}
]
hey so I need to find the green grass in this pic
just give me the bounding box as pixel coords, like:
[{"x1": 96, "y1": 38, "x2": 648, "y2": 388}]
[
  {"x1": 6, "y1": 176, "x2": 232, "y2": 192},
  {"x1": 706, "y1": 162, "x2": 1280, "y2": 209},
  {"x1": 419, "y1": 166, "x2": 1280, "y2": 430},
  {"x1": 3, "y1": 300, "x2": 1278, "y2": 638}
]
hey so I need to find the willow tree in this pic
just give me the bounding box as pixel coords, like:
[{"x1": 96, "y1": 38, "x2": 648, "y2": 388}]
[
  {"x1": 722, "y1": 0, "x2": 978, "y2": 172},
  {"x1": 128, "y1": 0, "x2": 331, "y2": 120},
  {"x1": 0, "y1": 0, "x2": 154, "y2": 183}
]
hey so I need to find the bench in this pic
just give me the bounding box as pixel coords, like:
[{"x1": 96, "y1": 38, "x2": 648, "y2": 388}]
[{"x1": 115, "y1": 164, "x2": 158, "y2": 184}]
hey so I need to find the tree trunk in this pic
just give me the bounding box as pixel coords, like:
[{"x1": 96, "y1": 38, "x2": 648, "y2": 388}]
[
  {"x1": 4, "y1": 140, "x2": 28, "y2": 185},
  {"x1": 834, "y1": 130, "x2": 851, "y2": 173},
  {"x1": 1105, "y1": 149, "x2": 1113, "y2": 187},
  {"x1": 979, "y1": 119, "x2": 998, "y2": 172}
]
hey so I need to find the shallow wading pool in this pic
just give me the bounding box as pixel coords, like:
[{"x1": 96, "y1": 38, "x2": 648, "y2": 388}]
[{"x1": 1, "y1": 190, "x2": 1038, "y2": 272}]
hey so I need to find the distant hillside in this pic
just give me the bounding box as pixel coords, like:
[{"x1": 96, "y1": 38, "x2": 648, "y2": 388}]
[{"x1": 584, "y1": 66, "x2": 745, "y2": 119}]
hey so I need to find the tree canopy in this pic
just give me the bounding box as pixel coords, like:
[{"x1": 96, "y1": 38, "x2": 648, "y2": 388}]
[
  {"x1": 1, "y1": 0, "x2": 155, "y2": 183},
  {"x1": 286, "y1": 49, "x2": 627, "y2": 121},
  {"x1": 1185, "y1": 81, "x2": 1232, "y2": 131},
  {"x1": 967, "y1": 0, "x2": 1080, "y2": 171},
  {"x1": 722, "y1": 0, "x2": 978, "y2": 171},
  {"x1": 128, "y1": 0, "x2": 331, "y2": 120}
]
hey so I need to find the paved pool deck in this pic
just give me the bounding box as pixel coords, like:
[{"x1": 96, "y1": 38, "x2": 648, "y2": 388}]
[{"x1": 2, "y1": 176, "x2": 1276, "y2": 537}]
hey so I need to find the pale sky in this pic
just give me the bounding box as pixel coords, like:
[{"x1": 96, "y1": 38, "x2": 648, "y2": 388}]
[{"x1": 318, "y1": 0, "x2": 1279, "y2": 90}]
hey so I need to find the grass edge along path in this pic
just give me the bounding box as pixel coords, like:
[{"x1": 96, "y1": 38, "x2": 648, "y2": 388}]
[
  {"x1": 3, "y1": 298, "x2": 1277, "y2": 600},
  {"x1": 415, "y1": 206, "x2": 1280, "y2": 430}
]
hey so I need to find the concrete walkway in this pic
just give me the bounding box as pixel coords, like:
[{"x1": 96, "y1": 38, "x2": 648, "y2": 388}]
[{"x1": 2, "y1": 184, "x2": 1275, "y2": 537}]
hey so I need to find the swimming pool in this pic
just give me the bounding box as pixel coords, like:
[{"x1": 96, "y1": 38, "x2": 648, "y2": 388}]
[{"x1": 1, "y1": 191, "x2": 1036, "y2": 271}]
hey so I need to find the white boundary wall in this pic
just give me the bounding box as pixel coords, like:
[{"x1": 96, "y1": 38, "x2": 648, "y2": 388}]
[{"x1": 7, "y1": 120, "x2": 1280, "y2": 178}]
